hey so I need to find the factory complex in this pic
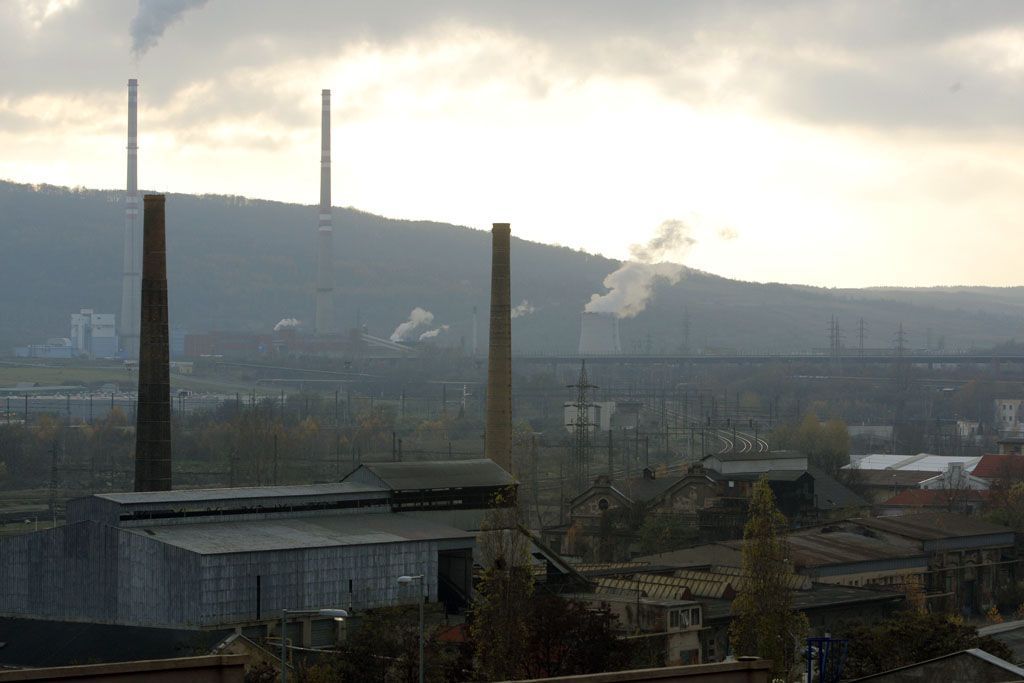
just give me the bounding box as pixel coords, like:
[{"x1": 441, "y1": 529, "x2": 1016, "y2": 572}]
[{"x1": 0, "y1": 459, "x2": 514, "y2": 631}]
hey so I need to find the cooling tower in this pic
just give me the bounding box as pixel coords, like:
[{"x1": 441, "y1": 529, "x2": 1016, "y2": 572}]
[
  {"x1": 135, "y1": 195, "x2": 171, "y2": 492},
  {"x1": 485, "y1": 223, "x2": 512, "y2": 473},
  {"x1": 578, "y1": 312, "x2": 621, "y2": 355},
  {"x1": 119, "y1": 78, "x2": 141, "y2": 357},
  {"x1": 314, "y1": 88, "x2": 334, "y2": 335}
]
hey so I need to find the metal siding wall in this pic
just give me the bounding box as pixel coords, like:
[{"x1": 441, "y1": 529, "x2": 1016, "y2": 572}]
[
  {"x1": 66, "y1": 497, "x2": 120, "y2": 526},
  {"x1": 0, "y1": 522, "x2": 119, "y2": 623},
  {"x1": 195, "y1": 540, "x2": 450, "y2": 627},
  {"x1": 117, "y1": 531, "x2": 202, "y2": 627}
]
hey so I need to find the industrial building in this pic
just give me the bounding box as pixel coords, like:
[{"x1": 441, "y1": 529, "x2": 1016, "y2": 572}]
[
  {"x1": 0, "y1": 460, "x2": 518, "y2": 630},
  {"x1": 12, "y1": 338, "x2": 74, "y2": 359},
  {"x1": 70, "y1": 308, "x2": 117, "y2": 358}
]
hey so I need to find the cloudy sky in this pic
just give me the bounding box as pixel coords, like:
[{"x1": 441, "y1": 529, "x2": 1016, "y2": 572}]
[{"x1": 2, "y1": 1, "x2": 1023, "y2": 287}]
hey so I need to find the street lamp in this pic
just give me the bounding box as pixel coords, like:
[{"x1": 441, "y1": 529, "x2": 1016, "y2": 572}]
[
  {"x1": 398, "y1": 574, "x2": 426, "y2": 683},
  {"x1": 280, "y1": 607, "x2": 348, "y2": 683}
]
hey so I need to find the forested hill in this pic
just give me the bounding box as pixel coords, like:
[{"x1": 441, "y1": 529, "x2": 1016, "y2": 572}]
[{"x1": 2, "y1": 179, "x2": 1024, "y2": 354}]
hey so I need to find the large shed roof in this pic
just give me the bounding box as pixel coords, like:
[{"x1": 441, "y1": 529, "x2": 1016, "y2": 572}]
[
  {"x1": 94, "y1": 481, "x2": 387, "y2": 505},
  {"x1": 784, "y1": 526, "x2": 925, "y2": 567},
  {"x1": 846, "y1": 453, "x2": 981, "y2": 473},
  {"x1": 855, "y1": 512, "x2": 1012, "y2": 541},
  {"x1": 127, "y1": 512, "x2": 475, "y2": 555},
  {"x1": 349, "y1": 459, "x2": 514, "y2": 490}
]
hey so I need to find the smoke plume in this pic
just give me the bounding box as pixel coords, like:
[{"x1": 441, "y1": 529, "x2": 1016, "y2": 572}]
[
  {"x1": 273, "y1": 318, "x2": 300, "y2": 332},
  {"x1": 511, "y1": 300, "x2": 536, "y2": 319},
  {"x1": 584, "y1": 220, "x2": 695, "y2": 319},
  {"x1": 418, "y1": 325, "x2": 450, "y2": 341},
  {"x1": 390, "y1": 307, "x2": 435, "y2": 342},
  {"x1": 130, "y1": 0, "x2": 210, "y2": 57}
]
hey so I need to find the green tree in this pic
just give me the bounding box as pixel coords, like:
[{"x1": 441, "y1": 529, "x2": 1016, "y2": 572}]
[
  {"x1": 841, "y1": 611, "x2": 1015, "y2": 678},
  {"x1": 729, "y1": 478, "x2": 809, "y2": 680},
  {"x1": 637, "y1": 513, "x2": 698, "y2": 556},
  {"x1": 772, "y1": 414, "x2": 849, "y2": 475},
  {"x1": 987, "y1": 482, "x2": 1024, "y2": 532},
  {"x1": 523, "y1": 594, "x2": 633, "y2": 678},
  {"x1": 298, "y1": 605, "x2": 463, "y2": 683},
  {"x1": 470, "y1": 491, "x2": 534, "y2": 681}
]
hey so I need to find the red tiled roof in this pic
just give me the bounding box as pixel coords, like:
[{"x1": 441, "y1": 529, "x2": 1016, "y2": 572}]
[
  {"x1": 883, "y1": 489, "x2": 989, "y2": 507},
  {"x1": 972, "y1": 454, "x2": 1024, "y2": 480}
]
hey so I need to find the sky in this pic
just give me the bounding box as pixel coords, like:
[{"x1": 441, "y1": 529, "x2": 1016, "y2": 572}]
[{"x1": 2, "y1": 0, "x2": 1023, "y2": 288}]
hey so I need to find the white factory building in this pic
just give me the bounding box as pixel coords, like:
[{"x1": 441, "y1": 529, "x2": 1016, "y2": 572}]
[{"x1": 70, "y1": 308, "x2": 117, "y2": 358}]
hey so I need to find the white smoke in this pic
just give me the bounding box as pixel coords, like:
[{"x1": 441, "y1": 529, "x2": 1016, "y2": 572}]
[
  {"x1": 418, "y1": 325, "x2": 450, "y2": 341},
  {"x1": 273, "y1": 318, "x2": 300, "y2": 332},
  {"x1": 130, "y1": 0, "x2": 210, "y2": 57},
  {"x1": 511, "y1": 300, "x2": 536, "y2": 319},
  {"x1": 390, "y1": 307, "x2": 435, "y2": 342},
  {"x1": 584, "y1": 220, "x2": 695, "y2": 319}
]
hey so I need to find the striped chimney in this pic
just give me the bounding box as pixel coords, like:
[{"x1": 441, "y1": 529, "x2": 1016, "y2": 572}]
[
  {"x1": 119, "y1": 78, "x2": 141, "y2": 357},
  {"x1": 314, "y1": 88, "x2": 334, "y2": 335}
]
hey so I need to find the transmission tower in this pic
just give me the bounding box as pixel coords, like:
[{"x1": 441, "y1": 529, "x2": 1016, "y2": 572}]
[
  {"x1": 828, "y1": 315, "x2": 844, "y2": 365},
  {"x1": 566, "y1": 360, "x2": 599, "y2": 494},
  {"x1": 894, "y1": 322, "x2": 909, "y2": 392},
  {"x1": 857, "y1": 317, "x2": 867, "y2": 356}
]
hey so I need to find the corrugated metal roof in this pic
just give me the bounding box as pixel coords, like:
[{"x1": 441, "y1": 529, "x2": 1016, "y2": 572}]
[
  {"x1": 126, "y1": 512, "x2": 475, "y2": 554},
  {"x1": 807, "y1": 465, "x2": 869, "y2": 510},
  {"x1": 350, "y1": 459, "x2": 514, "y2": 490},
  {"x1": 701, "y1": 584, "x2": 906, "y2": 622},
  {"x1": 594, "y1": 577, "x2": 693, "y2": 601},
  {"x1": 785, "y1": 528, "x2": 925, "y2": 567},
  {"x1": 633, "y1": 542, "x2": 744, "y2": 569},
  {"x1": 95, "y1": 481, "x2": 387, "y2": 505},
  {"x1": 854, "y1": 512, "x2": 1012, "y2": 541},
  {"x1": 594, "y1": 573, "x2": 734, "y2": 600},
  {"x1": 572, "y1": 561, "x2": 652, "y2": 574},
  {"x1": 846, "y1": 453, "x2": 980, "y2": 473},
  {"x1": 672, "y1": 568, "x2": 811, "y2": 592}
]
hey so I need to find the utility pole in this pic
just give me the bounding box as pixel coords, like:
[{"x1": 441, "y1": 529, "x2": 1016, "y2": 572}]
[
  {"x1": 566, "y1": 361, "x2": 598, "y2": 494},
  {"x1": 858, "y1": 317, "x2": 867, "y2": 356}
]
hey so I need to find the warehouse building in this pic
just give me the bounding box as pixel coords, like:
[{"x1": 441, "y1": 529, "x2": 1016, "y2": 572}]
[
  {"x1": 342, "y1": 458, "x2": 515, "y2": 531},
  {"x1": 0, "y1": 462, "x2": 508, "y2": 631}
]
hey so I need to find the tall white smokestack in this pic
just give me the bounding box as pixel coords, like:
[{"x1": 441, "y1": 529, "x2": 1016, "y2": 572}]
[
  {"x1": 314, "y1": 88, "x2": 334, "y2": 335},
  {"x1": 119, "y1": 78, "x2": 141, "y2": 357}
]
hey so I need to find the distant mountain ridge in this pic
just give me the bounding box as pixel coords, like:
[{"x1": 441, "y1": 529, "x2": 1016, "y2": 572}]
[{"x1": 2, "y1": 179, "x2": 1023, "y2": 354}]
